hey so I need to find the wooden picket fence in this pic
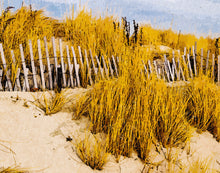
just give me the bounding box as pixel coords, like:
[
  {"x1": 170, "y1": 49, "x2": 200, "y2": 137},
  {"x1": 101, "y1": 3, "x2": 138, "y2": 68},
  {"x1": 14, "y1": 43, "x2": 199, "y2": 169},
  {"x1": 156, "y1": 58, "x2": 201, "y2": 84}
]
[{"x1": 0, "y1": 38, "x2": 220, "y2": 92}]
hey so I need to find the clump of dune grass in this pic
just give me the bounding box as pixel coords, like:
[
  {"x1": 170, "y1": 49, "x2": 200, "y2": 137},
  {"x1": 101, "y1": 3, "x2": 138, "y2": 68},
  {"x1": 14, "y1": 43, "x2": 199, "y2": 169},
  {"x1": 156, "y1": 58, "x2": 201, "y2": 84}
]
[
  {"x1": 75, "y1": 135, "x2": 108, "y2": 170},
  {"x1": 186, "y1": 75, "x2": 220, "y2": 141},
  {"x1": 74, "y1": 55, "x2": 192, "y2": 162},
  {"x1": 33, "y1": 90, "x2": 68, "y2": 115}
]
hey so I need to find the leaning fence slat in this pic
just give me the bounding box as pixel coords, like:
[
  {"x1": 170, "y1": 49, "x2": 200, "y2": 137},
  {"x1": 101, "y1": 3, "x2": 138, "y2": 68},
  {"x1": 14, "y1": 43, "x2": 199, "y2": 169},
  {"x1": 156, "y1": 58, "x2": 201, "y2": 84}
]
[
  {"x1": 0, "y1": 44, "x2": 12, "y2": 91},
  {"x1": 167, "y1": 60, "x2": 174, "y2": 81},
  {"x1": 59, "y1": 39, "x2": 67, "y2": 88},
  {"x1": 187, "y1": 54, "x2": 193, "y2": 79},
  {"x1": 71, "y1": 46, "x2": 80, "y2": 87},
  {"x1": 206, "y1": 50, "x2": 210, "y2": 75},
  {"x1": 44, "y1": 37, "x2": 53, "y2": 90},
  {"x1": 37, "y1": 39, "x2": 46, "y2": 90},
  {"x1": 29, "y1": 40, "x2": 38, "y2": 89},
  {"x1": 192, "y1": 46, "x2": 197, "y2": 76},
  {"x1": 89, "y1": 50, "x2": 98, "y2": 75},
  {"x1": 164, "y1": 55, "x2": 170, "y2": 82},
  {"x1": 52, "y1": 37, "x2": 58, "y2": 87},
  {"x1": 172, "y1": 58, "x2": 179, "y2": 80},
  {"x1": 66, "y1": 45, "x2": 74, "y2": 88},
  {"x1": 95, "y1": 56, "x2": 104, "y2": 79},
  {"x1": 112, "y1": 56, "x2": 119, "y2": 77},
  {"x1": 19, "y1": 44, "x2": 30, "y2": 91},
  {"x1": 102, "y1": 56, "x2": 109, "y2": 79},
  {"x1": 142, "y1": 60, "x2": 149, "y2": 79},
  {"x1": 78, "y1": 46, "x2": 84, "y2": 67},
  {"x1": 148, "y1": 60, "x2": 153, "y2": 75},
  {"x1": 85, "y1": 49, "x2": 93, "y2": 85},
  {"x1": 108, "y1": 58, "x2": 114, "y2": 78},
  {"x1": 153, "y1": 61, "x2": 159, "y2": 79}
]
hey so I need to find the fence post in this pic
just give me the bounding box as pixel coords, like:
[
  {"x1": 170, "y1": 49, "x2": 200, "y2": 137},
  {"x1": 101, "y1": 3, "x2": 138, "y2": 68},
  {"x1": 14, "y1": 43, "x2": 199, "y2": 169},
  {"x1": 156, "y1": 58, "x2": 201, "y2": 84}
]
[
  {"x1": 52, "y1": 37, "x2": 58, "y2": 87},
  {"x1": 10, "y1": 50, "x2": 16, "y2": 64},
  {"x1": 59, "y1": 39, "x2": 66, "y2": 88},
  {"x1": 37, "y1": 39, "x2": 46, "y2": 90},
  {"x1": 0, "y1": 43, "x2": 13, "y2": 91},
  {"x1": 78, "y1": 46, "x2": 84, "y2": 67},
  {"x1": 71, "y1": 46, "x2": 80, "y2": 87},
  {"x1": 29, "y1": 40, "x2": 38, "y2": 89},
  {"x1": 66, "y1": 45, "x2": 74, "y2": 88},
  {"x1": 44, "y1": 37, "x2": 53, "y2": 90}
]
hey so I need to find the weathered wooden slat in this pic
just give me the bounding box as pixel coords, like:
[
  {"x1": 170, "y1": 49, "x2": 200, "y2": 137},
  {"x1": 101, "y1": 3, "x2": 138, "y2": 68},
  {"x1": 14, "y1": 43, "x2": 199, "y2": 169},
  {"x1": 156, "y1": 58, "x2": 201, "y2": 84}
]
[
  {"x1": 153, "y1": 60, "x2": 159, "y2": 79},
  {"x1": 71, "y1": 46, "x2": 80, "y2": 87},
  {"x1": 59, "y1": 39, "x2": 67, "y2": 88},
  {"x1": 164, "y1": 55, "x2": 170, "y2": 82},
  {"x1": 167, "y1": 60, "x2": 174, "y2": 81},
  {"x1": 37, "y1": 39, "x2": 46, "y2": 90},
  {"x1": 206, "y1": 50, "x2": 210, "y2": 75},
  {"x1": 89, "y1": 50, "x2": 98, "y2": 75},
  {"x1": 19, "y1": 44, "x2": 30, "y2": 92},
  {"x1": 85, "y1": 49, "x2": 93, "y2": 85},
  {"x1": 0, "y1": 43, "x2": 13, "y2": 91},
  {"x1": 78, "y1": 46, "x2": 84, "y2": 67},
  {"x1": 187, "y1": 54, "x2": 193, "y2": 79},
  {"x1": 44, "y1": 37, "x2": 53, "y2": 90},
  {"x1": 148, "y1": 60, "x2": 153, "y2": 75},
  {"x1": 66, "y1": 45, "x2": 74, "y2": 88},
  {"x1": 112, "y1": 56, "x2": 119, "y2": 77},
  {"x1": 95, "y1": 56, "x2": 104, "y2": 79},
  {"x1": 102, "y1": 56, "x2": 109, "y2": 79},
  {"x1": 52, "y1": 37, "x2": 58, "y2": 87},
  {"x1": 142, "y1": 60, "x2": 149, "y2": 79},
  {"x1": 29, "y1": 40, "x2": 38, "y2": 89},
  {"x1": 172, "y1": 58, "x2": 179, "y2": 80},
  {"x1": 192, "y1": 46, "x2": 197, "y2": 76},
  {"x1": 108, "y1": 58, "x2": 114, "y2": 78},
  {"x1": 184, "y1": 47, "x2": 187, "y2": 57}
]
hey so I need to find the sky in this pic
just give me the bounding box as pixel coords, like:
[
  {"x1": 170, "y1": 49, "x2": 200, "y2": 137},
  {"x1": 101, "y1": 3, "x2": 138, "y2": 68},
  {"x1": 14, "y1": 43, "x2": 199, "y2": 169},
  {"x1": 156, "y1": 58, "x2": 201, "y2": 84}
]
[{"x1": 1, "y1": 0, "x2": 220, "y2": 37}]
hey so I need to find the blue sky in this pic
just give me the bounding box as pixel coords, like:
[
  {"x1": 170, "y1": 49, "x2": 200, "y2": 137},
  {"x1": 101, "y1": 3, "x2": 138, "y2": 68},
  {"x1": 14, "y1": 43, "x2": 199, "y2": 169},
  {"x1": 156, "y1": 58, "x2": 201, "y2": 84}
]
[{"x1": 1, "y1": 0, "x2": 220, "y2": 37}]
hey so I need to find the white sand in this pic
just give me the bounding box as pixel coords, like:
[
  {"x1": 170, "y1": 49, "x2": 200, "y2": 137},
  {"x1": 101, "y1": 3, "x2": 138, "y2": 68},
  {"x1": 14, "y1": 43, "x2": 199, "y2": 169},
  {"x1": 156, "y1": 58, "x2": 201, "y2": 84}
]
[{"x1": 0, "y1": 89, "x2": 220, "y2": 173}]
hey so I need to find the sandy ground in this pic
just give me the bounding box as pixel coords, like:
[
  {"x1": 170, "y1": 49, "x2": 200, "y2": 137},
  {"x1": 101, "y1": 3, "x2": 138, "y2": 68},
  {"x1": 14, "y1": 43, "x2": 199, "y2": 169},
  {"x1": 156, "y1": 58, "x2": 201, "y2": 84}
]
[{"x1": 0, "y1": 89, "x2": 220, "y2": 173}]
